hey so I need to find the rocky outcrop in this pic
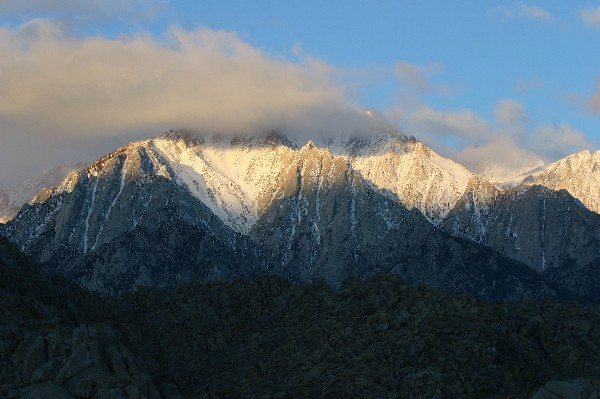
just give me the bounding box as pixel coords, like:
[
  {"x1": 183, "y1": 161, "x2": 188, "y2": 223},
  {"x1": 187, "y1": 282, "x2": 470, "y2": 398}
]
[
  {"x1": 3, "y1": 130, "x2": 600, "y2": 304},
  {"x1": 533, "y1": 379, "x2": 600, "y2": 399},
  {"x1": 525, "y1": 150, "x2": 600, "y2": 215},
  {"x1": 444, "y1": 185, "x2": 600, "y2": 273},
  {"x1": 442, "y1": 184, "x2": 600, "y2": 302},
  {"x1": 2, "y1": 323, "x2": 160, "y2": 399},
  {"x1": 0, "y1": 236, "x2": 163, "y2": 398}
]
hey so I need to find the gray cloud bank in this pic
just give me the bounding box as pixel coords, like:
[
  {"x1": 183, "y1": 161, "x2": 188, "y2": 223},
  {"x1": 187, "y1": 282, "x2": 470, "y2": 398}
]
[
  {"x1": 389, "y1": 99, "x2": 593, "y2": 180},
  {"x1": 0, "y1": 19, "x2": 381, "y2": 139},
  {"x1": 0, "y1": 18, "x2": 596, "y2": 190},
  {"x1": 0, "y1": 19, "x2": 384, "y2": 188}
]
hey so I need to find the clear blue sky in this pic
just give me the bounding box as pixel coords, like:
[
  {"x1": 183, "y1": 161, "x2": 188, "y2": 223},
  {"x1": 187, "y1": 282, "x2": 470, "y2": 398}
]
[{"x1": 0, "y1": 1, "x2": 599, "y2": 187}]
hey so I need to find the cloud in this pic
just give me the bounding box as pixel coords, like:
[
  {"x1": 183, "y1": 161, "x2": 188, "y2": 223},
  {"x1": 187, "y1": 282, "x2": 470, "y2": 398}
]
[
  {"x1": 388, "y1": 104, "x2": 593, "y2": 179},
  {"x1": 495, "y1": 99, "x2": 527, "y2": 125},
  {"x1": 394, "y1": 104, "x2": 544, "y2": 177},
  {"x1": 530, "y1": 123, "x2": 593, "y2": 160},
  {"x1": 0, "y1": 19, "x2": 382, "y2": 141},
  {"x1": 395, "y1": 61, "x2": 437, "y2": 92},
  {"x1": 581, "y1": 6, "x2": 600, "y2": 28},
  {"x1": 515, "y1": 79, "x2": 543, "y2": 94},
  {"x1": 393, "y1": 106, "x2": 491, "y2": 144},
  {"x1": 496, "y1": 4, "x2": 556, "y2": 23},
  {"x1": 393, "y1": 61, "x2": 452, "y2": 106},
  {"x1": 517, "y1": 4, "x2": 555, "y2": 22},
  {"x1": 593, "y1": 79, "x2": 600, "y2": 111},
  {"x1": 457, "y1": 138, "x2": 544, "y2": 179}
]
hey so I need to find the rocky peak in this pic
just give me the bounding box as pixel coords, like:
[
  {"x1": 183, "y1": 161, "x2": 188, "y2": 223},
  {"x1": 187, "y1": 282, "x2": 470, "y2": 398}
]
[{"x1": 523, "y1": 150, "x2": 600, "y2": 214}]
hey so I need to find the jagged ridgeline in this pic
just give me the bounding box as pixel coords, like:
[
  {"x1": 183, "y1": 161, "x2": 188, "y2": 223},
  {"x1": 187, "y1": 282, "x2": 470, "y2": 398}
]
[{"x1": 2, "y1": 130, "x2": 600, "y2": 301}]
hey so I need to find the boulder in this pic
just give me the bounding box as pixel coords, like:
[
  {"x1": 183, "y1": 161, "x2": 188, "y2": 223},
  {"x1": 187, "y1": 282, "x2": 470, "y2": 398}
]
[{"x1": 532, "y1": 379, "x2": 600, "y2": 399}]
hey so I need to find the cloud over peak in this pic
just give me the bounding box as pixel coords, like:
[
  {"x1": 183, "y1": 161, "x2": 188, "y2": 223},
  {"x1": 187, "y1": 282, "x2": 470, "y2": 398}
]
[
  {"x1": 0, "y1": 19, "x2": 382, "y2": 140},
  {"x1": 495, "y1": 99, "x2": 527, "y2": 125}
]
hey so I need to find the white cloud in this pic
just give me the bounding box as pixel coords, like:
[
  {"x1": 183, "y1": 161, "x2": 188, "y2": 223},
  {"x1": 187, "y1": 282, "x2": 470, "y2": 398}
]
[
  {"x1": 393, "y1": 61, "x2": 452, "y2": 107},
  {"x1": 517, "y1": 4, "x2": 555, "y2": 22},
  {"x1": 394, "y1": 106, "x2": 491, "y2": 143},
  {"x1": 0, "y1": 19, "x2": 382, "y2": 140},
  {"x1": 0, "y1": 19, "x2": 387, "y2": 189},
  {"x1": 395, "y1": 61, "x2": 435, "y2": 92},
  {"x1": 457, "y1": 138, "x2": 544, "y2": 179},
  {"x1": 496, "y1": 4, "x2": 556, "y2": 23},
  {"x1": 495, "y1": 99, "x2": 527, "y2": 125},
  {"x1": 581, "y1": 6, "x2": 600, "y2": 28},
  {"x1": 388, "y1": 103, "x2": 593, "y2": 179},
  {"x1": 515, "y1": 79, "x2": 543, "y2": 94},
  {"x1": 530, "y1": 123, "x2": 593, "y2": 160}
]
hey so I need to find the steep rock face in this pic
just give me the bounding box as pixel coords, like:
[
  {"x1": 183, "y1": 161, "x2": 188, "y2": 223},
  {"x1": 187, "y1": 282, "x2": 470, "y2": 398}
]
[
  {"x1": 0, "y1": 164, "x2": 86, "y2": 223},
  {"x1": 247, "y1": 142, "x2": 562, "y2": 301},
  {"x1": 442, "y1": 185, "x2": 600, "y2": 300},
  {"x1": 520, "y1": 150, "x2": 600, "y2": 215},
  {"x1": 3, "y1": 132, "x2": 563, "y2": 300},
  {"x1": 5, "y1": 139, "x2": 265, "y2": 294},
  {"x1": 443, "y1": 177, "x2": 501, "y2": 244}
]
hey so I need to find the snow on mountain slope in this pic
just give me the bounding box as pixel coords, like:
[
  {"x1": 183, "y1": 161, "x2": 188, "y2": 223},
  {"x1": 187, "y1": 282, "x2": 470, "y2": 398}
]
[
  {"x1": 481, "y1": 161, "x2": 546, "y2": 187},
  {"x1": 328, "y1": 133, "x2": 474, "y2": 224},
  {"x1": 4, "y1": 130, "x2": 566, "y2": 300},
  {"x1": 1, "y1": 130, "x2": 479, "y2": 234},
  {"x1": 487, "y1": 150, "x2": 600, "y2": 214},
  {"x1": 0, "y1": 163, "x2": 86, "y2": 223},
  {"x1": 153, "y1": 130, "x2": 476, "y2": 230},
  {"x1": 152, "y1": 133, "x2": 286, "y2": 234},
  {"x1": 520, "y1": 150, "x2": 600, "y2": 214}
]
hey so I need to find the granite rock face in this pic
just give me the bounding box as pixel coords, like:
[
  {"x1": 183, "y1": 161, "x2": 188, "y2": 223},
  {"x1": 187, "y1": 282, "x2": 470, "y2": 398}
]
[
  {"x1": 0, "y1": 132, "x2": 569, "y2": 301},
  {"x1": 0, "y1": 236, "x2": 163, "y2": 399},
  {"x1": 2, "y1": 131, "x2": 600, "y2": 303},
  {"x1": 443, "y1": 185, "x2": 600, "y2": 302},
  {"x1": 532, "y1": 379, "x2": 600, "y2": 399}
]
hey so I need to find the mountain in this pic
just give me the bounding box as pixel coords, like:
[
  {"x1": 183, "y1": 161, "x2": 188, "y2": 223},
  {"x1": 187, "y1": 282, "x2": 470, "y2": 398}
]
[
  {"x1": 442, "y1": 183, "x2": 600, "y2": 302},
  {"x1": 521, "y1": 150, "x2": 600, "y2": 214},
  {"x1": 487, "y1": 150, "x2": 600, "y2": 215},
  {"x1": 0, "y1": 163, "x2": 86, "y2": 223},
  {"x1": 2, "y1": 130, "x2": 564, "y2": 300},
  {"x1": 324, "y1": 132, "x2": 474, "y2": 225}
]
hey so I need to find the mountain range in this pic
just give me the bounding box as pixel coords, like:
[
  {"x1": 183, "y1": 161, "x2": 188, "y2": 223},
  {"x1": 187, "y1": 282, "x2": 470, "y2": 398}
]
[{"x1": 1, "y1": 129, "x2": 599, "y2": 302}]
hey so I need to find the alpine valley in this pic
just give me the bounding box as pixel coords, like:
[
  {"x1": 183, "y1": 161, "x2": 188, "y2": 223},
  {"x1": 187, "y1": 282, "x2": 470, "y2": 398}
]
[{"x1": 2, "y1": 129, "x2": 599, "y2": 303}]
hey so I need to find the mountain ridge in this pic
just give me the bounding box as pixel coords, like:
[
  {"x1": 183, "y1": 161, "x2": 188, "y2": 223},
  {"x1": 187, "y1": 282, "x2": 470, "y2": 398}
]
[{"x1": 2, "y1": 129, "x2": 599, "y2": 301}]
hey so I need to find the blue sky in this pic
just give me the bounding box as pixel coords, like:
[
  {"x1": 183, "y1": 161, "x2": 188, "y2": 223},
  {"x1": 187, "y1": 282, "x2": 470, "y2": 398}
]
[{"x1": 0, "y1": 1, "x2": 599, "y2": 187}]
